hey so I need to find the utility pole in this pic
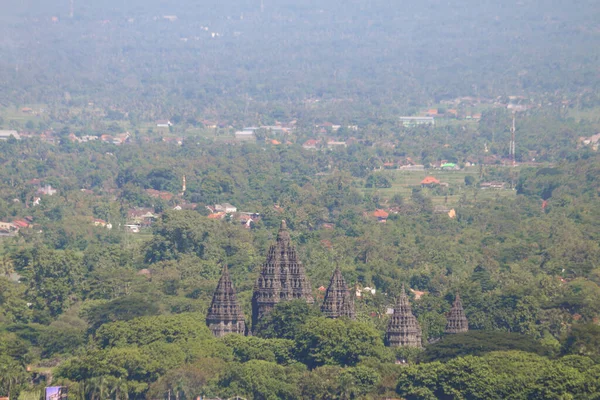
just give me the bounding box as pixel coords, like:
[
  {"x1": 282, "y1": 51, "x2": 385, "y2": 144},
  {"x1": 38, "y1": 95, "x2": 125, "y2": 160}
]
[
  {"x1": 509, "y1": 112, "x2": 517, "y2": 189},
  {"x1": 510, "y1": 112, "x2": 516, "y2": 167}
]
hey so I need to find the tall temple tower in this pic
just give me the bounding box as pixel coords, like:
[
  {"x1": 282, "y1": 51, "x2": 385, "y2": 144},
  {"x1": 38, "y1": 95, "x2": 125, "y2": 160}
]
[
  {"x1": 321, "y1": 266, "x2": 355, "y2": 319},
  {"x1": 206, "y1": 265, "x2": 246, "y2": 337},
  {"x1": 445, "y1": 293, "x2": 468, "y2": 334},
  {"x1": 252, "y1": 220, "x2": 314, "y2": 327},
  {"x1": 386, "y1": 284, "x2": 422, "y2": 348}
]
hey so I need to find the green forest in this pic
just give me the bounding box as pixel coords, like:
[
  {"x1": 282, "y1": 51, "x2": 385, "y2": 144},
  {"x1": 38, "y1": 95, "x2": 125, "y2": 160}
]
[
  {"x1": 0, "y1": 135, "x2": 599, "y2": 399},
  {"x1": 1, "y1": 0, "x2": 600, "y2": 399}
]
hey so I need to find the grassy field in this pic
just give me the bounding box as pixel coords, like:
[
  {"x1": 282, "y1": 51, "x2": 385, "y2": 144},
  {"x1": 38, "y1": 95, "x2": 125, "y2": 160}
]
[
  {"x1": 566, "y1": 106, "x2": 600, "y2": 123},
  {"x1": 0, "y1": 104, "x2": 48, "y2": 129},
  {"x1": 362, "y1": 168, "x2": 517, "y2": 206}
]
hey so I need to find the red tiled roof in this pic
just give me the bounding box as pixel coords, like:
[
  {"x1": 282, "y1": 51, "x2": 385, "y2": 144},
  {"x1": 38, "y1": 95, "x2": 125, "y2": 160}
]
[
  {"x1": 421, "y1": 176, "x2": 440, "y2": 185},
  {"x1": 145, "y1": 189, "x2": 173, "y2": 201},
  {"x1": 207, "y1": 212, "x2": 226, "y2": 219},
  {"x1": 373, "y1": 209, "x2": 389, "y2": 218},
  {"x1": 13, "y1": 220, "x2": 29, "y2": 228}
]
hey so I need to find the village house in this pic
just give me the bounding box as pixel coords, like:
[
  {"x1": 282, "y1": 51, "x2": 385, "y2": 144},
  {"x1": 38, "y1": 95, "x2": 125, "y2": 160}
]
[
  {"x1": 400, "y1": 116, "x2": 435, "y2": 127},
  {"x1": 128, "y1": 208, "x2": 159, "y2": 227},
  {"x1": 421, "y1": 176, "x2": 441, "y2": 187},
  {"x1": 207, "y1": 212, "x2": 226, "y2": 220},
  {"x1": 261, "y1": 125, "x2": 289, "y2": 134},
  {"x1": 441, "y1": 162, "x2": 460, "y2": 171},
  {"x1": 302, "y1": 139, "x2": 319, "y2": 150},
  {"x1": 355, "y1": 285, "x2": 377, "y2": 298},
  {"x1": 77, "y1": 135, "x2": 97, "y2": 142},
  {"x1": 113, "y1": 132, "x2": 130, "y2": 145},
  {"x1": 203, "y1": 120, "x2": 218, "y2": 129},
  {"x1": 373, "y1": 209, "x2": 389, "y2": 223},
  {"x1": 238, "y1": 214, "x2": 256, "y2": 228},
  {"x1": 480, "y1": 181, "x2": 507, "y2": 189},
  {"x1": 215, "y1": 203, "x2": 237, "y2": 213},
  {"x1": 0, "y1": 221, "x2": 18, "y2": 235},
  {"x1": 13, "y1": 218, "x2": 32, "y2": 229},
  {"x1": 316, "y1": 122, "x2": 341, "y2": 132},
  {"x1": 327, "y1": 140, "x2": 347, "y2": 149},
  {"x1": 235, "y1": 130, "x2": 255, "y2": 140},
  {"x1": 579, "y1": 133, "x2": 600, "y2": 151},
  {"x1": 430, "y1": 160, "x2": 448, "y2": 169},
  {"x1": 93, "y1": 219, "x2": 112, "y2": 229},
  {"x1": 433, "y1": 205, "x2": 451, "y2": 214},
  {"x1": 0, "y1": 130, "x2": 21, "y2": 141},
  {"x1": 145, "y1": 189, "x2": 173, "y2": 201},
  {"x1": 399, "y1": 164, "x2": 425, "y2": 171},
  {"x1": 37, "y1": 185, "x2": 57, "y2": 196},
  {"x1": 156, "y1": 120, "x2": 173, "y2": 128}
]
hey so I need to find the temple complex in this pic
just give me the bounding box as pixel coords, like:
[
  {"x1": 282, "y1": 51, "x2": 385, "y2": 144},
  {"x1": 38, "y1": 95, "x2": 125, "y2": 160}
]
[
  {"x1": 321, "y1": 266, "x2": 355, "y2": 319},
  {"x1": 251, "y1": 220, "x2": 314, "y2": 327},
  {"x1": 386, "y1": 284, "x2": 422, "y2": 348},
  {"x1": 445, "y1": 293, "x2": 469, "y2": 333},
  {"x1": 206, "y1": 265, "x2": 247, "y2": 337}
]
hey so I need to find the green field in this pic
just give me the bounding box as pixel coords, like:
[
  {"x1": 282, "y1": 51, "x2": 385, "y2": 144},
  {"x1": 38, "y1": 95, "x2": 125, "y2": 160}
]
[
  {"x1": 362, "y1": 168, "x2": 517, "y2": 206},
  {"x1": 566, "y1": 105, "x2": 600, "y2": 123}
]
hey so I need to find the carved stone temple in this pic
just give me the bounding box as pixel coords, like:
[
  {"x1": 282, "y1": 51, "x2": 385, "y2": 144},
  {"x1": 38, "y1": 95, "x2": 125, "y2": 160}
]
[
  {"x1": 321, "y1": 266, "x2": 355, "y2": 319},
  {"x1": 206, "y1": 265, "x2": 247, "y2": 337},
  {"x1": 386, "y1": 284, "x2": 422, "y2": 348},
  {"x1": 445, "y1": 293, "x2": 469, "y2": 334},
  {"x1": 251, "y1": 220, "x2": 314, "y2": 327}
]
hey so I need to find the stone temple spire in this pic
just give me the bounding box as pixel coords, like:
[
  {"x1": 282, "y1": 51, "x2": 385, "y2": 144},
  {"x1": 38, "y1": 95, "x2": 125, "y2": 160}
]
[
  {"x1": 206, "y1": 265, "x2": 246, "y2": 337},
  {"x1": 445, "y1": 293, "x2": 468, "y2": 334},
  {"x1": 386, "y1": 284, "x2": 422, "y2": 348},
  {"x1": 321, "y1": 266, "x2": 355, "y2": 319},
  {"x1": 252, "y1": 220, "x2": 314, "y2": 327}
]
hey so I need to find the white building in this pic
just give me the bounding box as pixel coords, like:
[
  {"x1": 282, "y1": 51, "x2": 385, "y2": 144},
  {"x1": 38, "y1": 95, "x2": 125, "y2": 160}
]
[
  {"x1": 399, "y1": 116, "x2": 435, "y2": 127},
  {"x1": 215, "y1": 203, "x2": 237, "y2": 213},
  {"x1": 235, "y1": 130, "x2": 255, "y2": 140},
  {"x1": 0, "y1": 130, "x2": 21, "y2": 140}
]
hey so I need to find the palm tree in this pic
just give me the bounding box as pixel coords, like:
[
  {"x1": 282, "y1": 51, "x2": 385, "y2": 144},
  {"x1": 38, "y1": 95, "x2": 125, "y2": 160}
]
[
  {"x1": 86, "y1": 376, "x2": 109, "y2": 400},
  {"x1": 108, "y1": 377, "x2": 129, "y2": 400},
  {"x1": 0, "y1": 358, "x2": 27, "y2": 399}
]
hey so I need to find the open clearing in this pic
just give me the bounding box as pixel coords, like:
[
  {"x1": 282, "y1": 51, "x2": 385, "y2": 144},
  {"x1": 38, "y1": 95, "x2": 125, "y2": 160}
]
[{"x1": 361, "y1": 168, "x2": 518, "y2": 206}]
